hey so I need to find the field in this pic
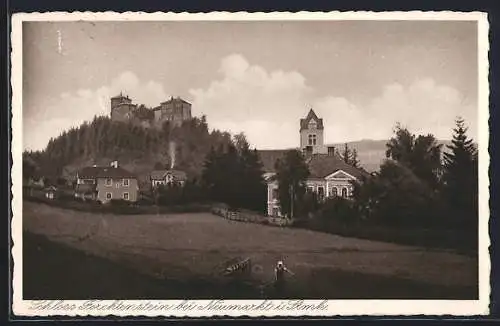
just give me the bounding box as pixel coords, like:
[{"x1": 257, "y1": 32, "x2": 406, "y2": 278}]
[{"x1": 22, "y1": 202, "x2": 478, "y2": 299}]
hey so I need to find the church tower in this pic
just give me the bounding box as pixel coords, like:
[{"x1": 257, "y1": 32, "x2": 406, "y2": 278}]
[{"x1": 300, "y1": 109, "x2": 326, "y2": 154}]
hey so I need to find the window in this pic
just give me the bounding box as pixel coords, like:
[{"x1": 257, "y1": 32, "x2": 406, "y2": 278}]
[
  {"x1": 123, "y1": 179, "x2": 129, "y2": 187},
  {"x1": 106, "y1": 192, "x2": 112, "y2": 200},
  {"x1": 272, "y1": 207, "x2": 280, "y2": 216},
  {"x1": 123, "y1": 192, "x2": 129, "y2": 200},
  {"x1": 308, "y1": 134, "x2": 317, "y2": 146},
  {"x1": 309, "y1": 120, "x2": 317, "y2": 129},
  {"x1": 272, "y1": 189, "x2": 279, "y2": 200},
  {"x1": 105, "y1": 178, "x2": 112, "y2": 186},
  {"x1": 318, "y1": 186, "x2": 325, "y2": 200},
  {"x1": 307, "y1": 186, "x2": 314, "y2": 193},
  {"x1": 341, "y1": 187, "x2": 348, "y2": 198},
  {"x1": 330, "y1": 187, "x2": 338, "y2": 197}
]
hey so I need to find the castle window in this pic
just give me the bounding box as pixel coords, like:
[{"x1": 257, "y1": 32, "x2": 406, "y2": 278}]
[
  {"x1": 308, "y1": 134, "x2": 317, "y2": 146},
  {"x1": 341, "y1": 187, "x2": 348, "y2": 198}
]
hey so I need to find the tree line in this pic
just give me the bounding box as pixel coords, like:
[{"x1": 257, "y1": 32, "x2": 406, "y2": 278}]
[
  {"x1": 274, "y1": 117, "x2": 478, "y2": 238},
  {"x1": 23, "y1": 115, "x2": 233, "y2": 183}
]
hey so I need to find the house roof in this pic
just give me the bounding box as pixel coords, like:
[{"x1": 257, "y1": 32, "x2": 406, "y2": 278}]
[
  {"x1": 77, "y1": 166, "x2": 136, "y2": 179},
  {"x1": 257, "y1": 150, "x2": 289, "y2": 173},
  {"x1": 75, "y1": 183, "x2": 97, "y2": 194},
  {"x1": 258, "y1": 150, "x2": 369, "y2": 181},
  {"x1": 111, "y1": 93, "x2": 131, "y2": 101},
  {"x1": 300, "y1": 109, "x2": 324, "y2": 131},
  {"x1": 150, "y1": 169, "x2": 188, "y2": 181},
  {"x1": 307, "y1": 154, "x2": 370, "y2": 179},
  {"x1": 160, "y1": 97, "x2": 191, "y2": 106}
]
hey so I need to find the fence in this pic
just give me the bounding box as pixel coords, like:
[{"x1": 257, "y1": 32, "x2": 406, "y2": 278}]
[{"x1": 211, "y1": 205, "x2": 294, "y2": 227}]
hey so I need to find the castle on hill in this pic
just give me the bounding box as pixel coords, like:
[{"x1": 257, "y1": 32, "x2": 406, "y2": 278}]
[{"x1": 110, "y1": 93, "x2": 192, "y2": 128}]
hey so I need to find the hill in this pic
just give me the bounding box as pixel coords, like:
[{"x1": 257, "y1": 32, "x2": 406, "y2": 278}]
[
  {"x1": 333, "y1": 139, "x2": 453, "y2": 172},
  {"x1": 23, "y1": 116, "x2": 233, "y2": 188}
]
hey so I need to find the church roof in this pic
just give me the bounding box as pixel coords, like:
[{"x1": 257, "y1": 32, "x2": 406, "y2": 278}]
[{"x1": 300, "y1": 109, "x2": 324, "y2": 131}]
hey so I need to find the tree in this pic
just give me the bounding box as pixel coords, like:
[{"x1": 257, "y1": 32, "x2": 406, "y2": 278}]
[
  {"x1": 386, "y1": 124, "x2": 442, "y2": 189},
  {"x1": 274, "y1": 150, "x2": 310, "y2": 219},
  {"x1": 350, "y1": 148, "x2": 360, "y2": 168},
  {"x1": 442, "y1": 117, "x2": 478, "y2": 227},
  {"x1": 201, "y1": 135, "x2": 267, "y2": 212},
  {"x1": 340, "y1": 143, "x2": 360, "y2": 168},
  {"x1": 352, "y1": 160, "x2": 439, "y2": 228},
  {"x1": 341, "y1": 143, "x2": 351, "y2": 164}
]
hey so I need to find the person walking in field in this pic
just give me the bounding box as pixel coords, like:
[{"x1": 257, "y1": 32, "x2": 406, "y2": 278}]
[{"x1": 274, "y1": 260, "x2": 294, "y2": 296}]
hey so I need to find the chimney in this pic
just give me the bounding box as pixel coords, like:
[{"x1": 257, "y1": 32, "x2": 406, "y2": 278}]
[{"x1": 110, "y1": 161, "x2": 118, "y2": 168}]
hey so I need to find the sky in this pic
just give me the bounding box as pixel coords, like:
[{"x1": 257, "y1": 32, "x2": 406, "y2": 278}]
[{"x1": 22, "y1": 20, "x2": 479, "y2": 151}]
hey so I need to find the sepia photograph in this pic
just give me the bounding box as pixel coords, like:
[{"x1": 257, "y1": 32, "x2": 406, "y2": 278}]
[{"x1": 11, "y1": 11, "x2": 490, "y2": 317}]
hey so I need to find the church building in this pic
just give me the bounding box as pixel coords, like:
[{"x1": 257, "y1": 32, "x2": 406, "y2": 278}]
[{"x1": 259, "y1": 109, "x2": 370, "y2": 218}]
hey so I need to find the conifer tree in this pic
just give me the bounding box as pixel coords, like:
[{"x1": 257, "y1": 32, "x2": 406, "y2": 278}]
[
  {"x1": 275, "y1": 150, "x2": 310, "y2": 219},
  {"x1": 442, "y1": 117, "x2": 478, "y2": 227}
]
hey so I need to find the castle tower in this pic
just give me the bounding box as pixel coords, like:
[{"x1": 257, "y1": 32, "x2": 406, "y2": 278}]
[
  {"x1": 110, "y1": 93, "x2": 135, "y2": 122},
  {"x1": 300, "y1": 109, "x2": 325, "y2": 154},
  {"x1": 110, "y1": 92, "x2": 132, "y2": 110}
]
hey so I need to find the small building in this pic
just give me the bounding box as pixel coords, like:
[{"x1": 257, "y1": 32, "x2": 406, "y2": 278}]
[
  {"x1": 75, "y1": 161, "x2": 139, "y2": 203},
  {"x1": 27, "y1": 177, "x2": 45, "y2": 189},
  {"x1": 150, "y1": 169, "x2": 187, "y2": 188},
  {"x1": 44, "y1": 186, "x2": 57, "y2": 200},
  {"x1": 74, "y1": 183, "x2": 97, "y2": 201}
]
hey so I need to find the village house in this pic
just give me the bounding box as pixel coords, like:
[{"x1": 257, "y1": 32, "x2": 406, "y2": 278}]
[
  {"x1": 259, "y1": 109, "x2": 370, "y2": 217},
  {"x1": 44, "y1": 186, "x2": 57, "y2": 200},
  {"x1": 150, "y1": 169, "x2": 188, "y2": 188},
  {"x1": 75, "y1": 161, "x2": 139, "y2": 203}
]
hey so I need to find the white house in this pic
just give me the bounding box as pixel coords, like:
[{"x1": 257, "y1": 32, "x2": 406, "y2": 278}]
[
  {"x1": 150, "y1": 169, "x2": 188, "y2": 188},
  {"x1": 259, "y1": 109, "x2": 370, "y2": 217}
]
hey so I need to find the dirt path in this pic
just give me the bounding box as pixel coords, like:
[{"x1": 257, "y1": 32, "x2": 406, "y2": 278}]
[{"x1": 21, "y1": 202, "x2": 478, "y2": 298}]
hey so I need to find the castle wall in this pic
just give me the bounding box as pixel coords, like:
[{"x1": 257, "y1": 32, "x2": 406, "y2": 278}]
[
  {"x1": 110, "y1": 95, "x2": 192, "y2": 127},
  {"x1": 111, "y1": 103, "x2": 136, "y2": 122}
]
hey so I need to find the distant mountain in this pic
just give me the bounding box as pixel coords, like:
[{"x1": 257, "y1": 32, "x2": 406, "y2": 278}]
[{"x1": 329, "y1": 139, "x2": 453, "y2": 173}]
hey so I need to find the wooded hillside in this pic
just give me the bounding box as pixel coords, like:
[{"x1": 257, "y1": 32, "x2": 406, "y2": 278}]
[{"x1": 23, "y1": 116, "x2": 233, "y2": 187}]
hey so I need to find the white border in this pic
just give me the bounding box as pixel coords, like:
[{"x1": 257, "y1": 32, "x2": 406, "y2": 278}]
[{"x1": 11, "y1": 11, "x2": 490, "y2": 317}]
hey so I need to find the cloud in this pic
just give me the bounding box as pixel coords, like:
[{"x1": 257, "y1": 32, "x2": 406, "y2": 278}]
[
  {"x1": 365, "y1": 78, "x2": 477, "y2": 140},
  {"x1": 191, "y1": 55, "x2": 477, "y2": 148},
  {"x1": 24, "y1": 55, "x2": 477, "y2": 152},
  {"x1": 24, "y1": 71, "x2": 170, "y2": 151},
  {"x1": 190, "y1": 54, "x2": 314, "y2": 149}
]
